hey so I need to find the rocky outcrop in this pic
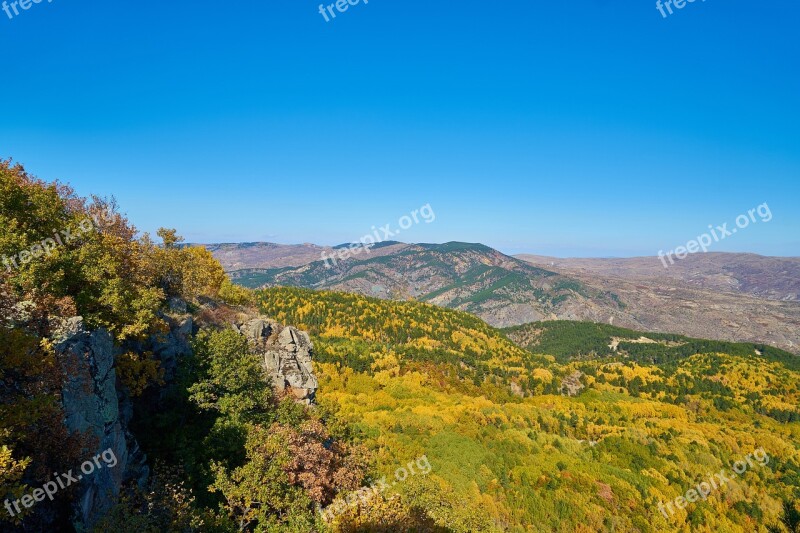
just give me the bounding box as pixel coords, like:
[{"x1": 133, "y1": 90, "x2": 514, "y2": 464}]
[
  {"x1": 236, "y1": 317, "x2": 318, "y2": 405},
  {"x1": 54, "y1": 309, "x2": 194, "y2": 530},
  {"x1": 56, "y1": 318, "x2": 147, "y2": 531},
  {"x1": 560, "y1": 371, "x2": 585, "y2": 397},
  {"x1": 144, "y1": 313, "x2": 194, "y2": 384}
]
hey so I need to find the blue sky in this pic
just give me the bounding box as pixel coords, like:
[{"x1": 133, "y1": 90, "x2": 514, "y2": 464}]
[{"x1": 1, "y1": 0, "x2": 798, "y2": 257}]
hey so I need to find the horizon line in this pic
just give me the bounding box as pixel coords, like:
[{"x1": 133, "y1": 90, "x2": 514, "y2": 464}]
[{"x1": 187, "y1": 240, "x2": 800, "y2": 261}]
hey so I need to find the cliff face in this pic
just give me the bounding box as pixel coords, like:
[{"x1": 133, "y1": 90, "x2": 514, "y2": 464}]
[
  {"x1": 56, "y1": 320, "x2": 146, "y2": 530},
  {"x1": 53, "y1": 307, "x2": 319, "y2": 529},
  {"x1": 55, "y1": 309, "x2": 194, "y2": 530}
]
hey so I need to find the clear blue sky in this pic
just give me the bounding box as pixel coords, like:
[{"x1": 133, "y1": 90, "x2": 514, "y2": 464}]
[{"x1": 1, "y1": 0, "x2": 798, "y2": 257}]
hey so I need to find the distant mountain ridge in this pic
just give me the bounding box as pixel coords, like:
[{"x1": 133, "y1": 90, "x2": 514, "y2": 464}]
[
  {"x1": 223, "y1": 241, "x2": 628, "y2": 327},
  {"x1": 516, "y1": 252, "x2": 800, "y2": 353},
  {"x1": 517, "y1": 252, "x2": 800, "y2": 302},
  {"x1": 202, "y1": 242, "x2": 331, "y2": 270},
  {"x1": 207, "y1": 242, "x2": 800, "y2": 353}
]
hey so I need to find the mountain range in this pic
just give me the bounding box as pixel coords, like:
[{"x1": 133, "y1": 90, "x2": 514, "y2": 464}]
[
  {"x1": 222, "y1": 242, "x2": 627, "y2": 327},
  {"x1": 207, "y1": 242, "x2": 800, "y2": 353}
]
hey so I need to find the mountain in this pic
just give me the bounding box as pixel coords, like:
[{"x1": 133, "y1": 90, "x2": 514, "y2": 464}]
[
  {"x1": 202, "y1": 242, "x2": 331, "y2": 270},
  {"x1": 226, "y1": 242, "x2": 627, "y2": 328},
  {"x1": 214, "y1": 242, "x2": 800, "y2": 353},
  {"x1": 205, "y1": 241, "x2": 412, "y2": 271},
  {"x1": 516, "y1": 252, "x2": 800, "y2": 302},
  {"x1": 516, "y1": 253, "x2": 800, "y2": 353}
]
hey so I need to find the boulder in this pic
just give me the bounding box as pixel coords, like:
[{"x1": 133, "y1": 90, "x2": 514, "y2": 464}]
[
  {"x1": 241, "y1": 318, "x2": 277, "y2": 346},
  {"x1": 236, "y1": 317, "x2": 318, "y2": 405}
]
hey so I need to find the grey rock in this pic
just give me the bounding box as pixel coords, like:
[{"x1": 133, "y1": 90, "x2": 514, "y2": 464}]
[
  {"x1": 177, "y1": 316, "x2": 193, "y2": 337},
  {"x1": 241, "y1": 318, "x2": 276, "y2": 346},
  {"x1": 57, "y1": 327, "x2": 144, "y2": 530},
  {"x1": 54, "y1": 312, "x2": 189, "y2": 530},
  {"x1": 560, "y1": 371, "x2": 585, "y2": 397},
  {"x1": 167, "y1": 297, "x2": 188, "y2": 314},
  {"x1": 235, "y1": 317, "x2": 318, "y2": 405},
  {"x1": 267, "y1": 326, "x2": 318, "y2": 404}
]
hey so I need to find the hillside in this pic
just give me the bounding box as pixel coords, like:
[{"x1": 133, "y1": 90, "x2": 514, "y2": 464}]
[
  {"x1": 517, "y1": 254, "x2": 800, "y2": 353},
  {"x1": 256, "y1": 286, "x2": 552, "y2": 395},
  {"x1": 256, "y1": 287, "x2": 800, "y2": 532},
  {"x1": 504, "y1": 320, "x2": 800, "y2": 423},
  {"x1": 503, "y1": 320, "x2": 799, "y2": 368},
  {"x1": 204, "y1": 242, "x2": 332, "y2": 270},
  {"x1": 207, "y1": 241, "x2": 411, "y2": 271},
  {"x1": 517, "y1": 253, "x2": 800, "y2": 302},
  {"x1": 230, "y1": 242, "x2": 626, "y2": 328},
  {"x1": 218, "y1": 242, "x2": 800, "y2": 353}
]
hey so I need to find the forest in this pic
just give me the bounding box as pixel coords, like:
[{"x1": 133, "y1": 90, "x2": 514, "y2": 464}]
[{"x1": 258, "y1": 287, "x2": 800, "y2": 532}]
